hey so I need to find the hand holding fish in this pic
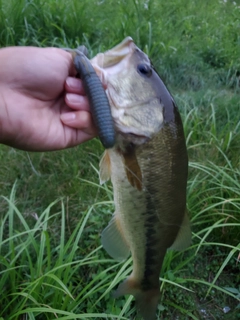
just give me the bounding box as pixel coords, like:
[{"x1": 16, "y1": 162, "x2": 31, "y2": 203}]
[{"x1": 0, "y1": 46, "x2": 96, "y2": 151}]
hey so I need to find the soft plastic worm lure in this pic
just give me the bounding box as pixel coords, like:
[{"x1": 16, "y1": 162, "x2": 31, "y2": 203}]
[{"x1": 64, "y1": 46, "x2": 115, "y2": 149}]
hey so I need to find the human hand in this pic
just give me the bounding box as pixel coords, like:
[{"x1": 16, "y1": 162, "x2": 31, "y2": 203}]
[{"x1": 0, "y1": 46, "x2": 97, "y2": 151}]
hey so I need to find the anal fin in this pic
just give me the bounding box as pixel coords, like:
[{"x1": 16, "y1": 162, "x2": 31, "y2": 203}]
[{"x1": 101, "y1": 213, "x2": 130, "y2": 261}]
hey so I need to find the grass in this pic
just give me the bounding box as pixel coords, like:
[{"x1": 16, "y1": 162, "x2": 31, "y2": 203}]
[{"x1": 0, "y1": 0, "x2": 240, "y2": 319}]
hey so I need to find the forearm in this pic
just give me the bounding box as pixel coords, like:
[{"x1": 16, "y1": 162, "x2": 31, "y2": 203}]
[{"x1": 0, "y1": 48, "x2": 11, "y2": 146}]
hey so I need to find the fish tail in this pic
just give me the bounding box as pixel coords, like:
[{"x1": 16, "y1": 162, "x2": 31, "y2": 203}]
[{"x1": 113, "y1": 276, "x2": 159, "y2": 320}]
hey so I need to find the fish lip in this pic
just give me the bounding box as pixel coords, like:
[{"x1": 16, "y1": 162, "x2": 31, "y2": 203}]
[
  {"x1": 100, "y1": 36, "x2": 134, "y2": 68},
  {"x1": 115, "y1": 126, "x2": 149, "y2": 141},
  {"x1": 91, "y1": 36, "x2": 135, "y2": 72},
  {"x1": 122, "y1": 132, "x2": 148, "y2": 139},
  {"x1": 117, "y1": 130, "x2": 150, "y2": 145}
]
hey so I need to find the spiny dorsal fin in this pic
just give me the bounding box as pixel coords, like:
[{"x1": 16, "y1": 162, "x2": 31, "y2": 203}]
[
  {"x1": 122, "y1": 145, "x2": 142, "y2": 191},
  {"x1": 101, "y1": 213, "x2": 130, "y2": 261},
  {"x1": 168, "y1": 212, "x2": 192, "y2": 251},
  {"x1": 99, "y1": 150, "x2": 111, "y2": 184}
]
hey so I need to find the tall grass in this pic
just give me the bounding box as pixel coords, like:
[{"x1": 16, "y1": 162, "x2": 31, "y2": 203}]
[
  {"x1": 0, "y1": 0, "x2": 239, "y2": 319},
  {"x1": 1, "y1": 178, "x2": 239, "y2": 319}
]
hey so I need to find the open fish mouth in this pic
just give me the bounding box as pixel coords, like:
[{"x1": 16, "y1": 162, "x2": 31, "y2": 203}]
[
  {"x1": 102, "y1": 36, "x2": 134, "y2": 68},
  {"x1": 91, "y1": 37, "x2": 148, "y2": 140},
  {"x1": 91, "y1": 37, "x2": 135, "y2": 79}
]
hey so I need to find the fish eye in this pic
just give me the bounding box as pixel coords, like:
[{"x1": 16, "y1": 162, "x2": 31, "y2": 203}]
[{"x1": 137, "y1": 63, "x2": 152, "y2": 77}]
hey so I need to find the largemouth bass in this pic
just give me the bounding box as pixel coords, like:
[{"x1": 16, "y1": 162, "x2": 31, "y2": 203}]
[{"x1": 91, "y1": 37, "x2": 191, "y2": 320}]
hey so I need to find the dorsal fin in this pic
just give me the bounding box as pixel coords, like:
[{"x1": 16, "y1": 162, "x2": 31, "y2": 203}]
[
  {"x1": 122, "y1": 144, "x2": 142, "y2": 191},
  {"x1": 99, "y1": 150, "x2": 111, "y2": 184}
]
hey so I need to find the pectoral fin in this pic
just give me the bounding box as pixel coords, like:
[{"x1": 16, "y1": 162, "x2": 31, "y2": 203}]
[
  {"x1": 122, "y1": 145, "x2": 142, "y2": 191},
  {"x1": 101, "y1": 213, "x2": 130, "y2": 261},
  {"x1": 99, "y1": 150, "x2": 111, "y2": 184},
  {"x1": 169, "y1": 212, "x2": 192, "y2": 251}
]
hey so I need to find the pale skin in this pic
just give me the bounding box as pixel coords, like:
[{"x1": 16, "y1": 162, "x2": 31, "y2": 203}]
[{"x1": 0, "y1": 46, "x2": 97, "y2": 151}]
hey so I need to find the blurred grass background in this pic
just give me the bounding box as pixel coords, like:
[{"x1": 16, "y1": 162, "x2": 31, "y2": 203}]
[{"x1": 0, "y1": 0, "x2": 239, "y2": 319}]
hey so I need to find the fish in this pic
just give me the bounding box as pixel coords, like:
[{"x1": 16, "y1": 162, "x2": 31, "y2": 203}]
[{"x1": 91, "y1": 37, "x2": 191, "y2": 320}]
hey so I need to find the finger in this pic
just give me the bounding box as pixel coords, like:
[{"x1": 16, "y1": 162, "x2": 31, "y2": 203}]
[
  {"x1": 65, "y1": 77, "x2": 85, "y2": 94},
  {"x1": 63, "y1": 126, "x2": 97, "y2": 148},
  {"x1": 60, "y1": 110, "x2": 97, "y2": 136},
  {"x1": 65, "y1": 93, "x2": 90, "y2": 111}
]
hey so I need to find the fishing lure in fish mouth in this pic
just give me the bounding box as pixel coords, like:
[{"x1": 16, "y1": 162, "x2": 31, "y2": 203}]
[{"x1": 63, "y1": 46, "x2": 116, "y2": 149}]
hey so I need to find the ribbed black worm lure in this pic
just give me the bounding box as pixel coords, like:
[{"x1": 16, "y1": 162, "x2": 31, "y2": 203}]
[{"x1": 64, "y1": 46, "x2": 116, "y2": 149}]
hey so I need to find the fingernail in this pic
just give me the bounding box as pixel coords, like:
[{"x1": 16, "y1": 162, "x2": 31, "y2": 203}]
[
  {"x1": 61, "y1": 112, "x2": 76, "y2": 122},
  {"x1": 66, "y1": 77, "x2": 78, "y2": 88},
  {"x1": 66, "y1": 93, "x2": 84, "y2": 104}
]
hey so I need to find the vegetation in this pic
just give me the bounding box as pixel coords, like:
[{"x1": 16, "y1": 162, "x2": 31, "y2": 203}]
[{"x1": 0, "y1": 0, "x2": 239, "y2": 319}]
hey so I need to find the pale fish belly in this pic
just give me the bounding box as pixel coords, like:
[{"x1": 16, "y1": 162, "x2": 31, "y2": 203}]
[{"x1": 109, "y1": 148, "x2": 150, "y2": 283}]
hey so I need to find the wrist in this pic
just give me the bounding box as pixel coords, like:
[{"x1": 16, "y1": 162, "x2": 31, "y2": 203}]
[{"x1": 0, "y1": 47, "x2": 26, "y2": 148}]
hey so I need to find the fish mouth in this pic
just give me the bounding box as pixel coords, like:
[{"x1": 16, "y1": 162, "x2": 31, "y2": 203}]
[
  {"x1": 91, "y1": 37, "x2": 135, "y2": 77},
  {"x1": 100, "y1": 36, "x2": 134, "y2": 68}
]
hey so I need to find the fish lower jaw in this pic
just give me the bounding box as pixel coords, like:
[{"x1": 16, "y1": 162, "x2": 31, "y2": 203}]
[{"x1": 116, "y1": 131, "x2": 150, "y2": 146}]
